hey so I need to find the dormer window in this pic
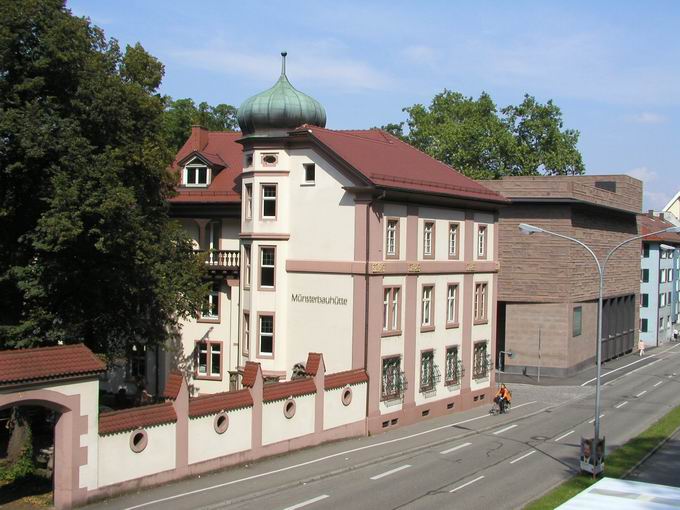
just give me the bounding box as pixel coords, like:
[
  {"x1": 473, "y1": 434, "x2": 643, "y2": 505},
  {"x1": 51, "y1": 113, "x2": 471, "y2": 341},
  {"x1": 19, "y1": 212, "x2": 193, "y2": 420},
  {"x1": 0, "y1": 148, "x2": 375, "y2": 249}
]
[{"x1": 183, "y1": 159, "x2": 210, "y2": 187}]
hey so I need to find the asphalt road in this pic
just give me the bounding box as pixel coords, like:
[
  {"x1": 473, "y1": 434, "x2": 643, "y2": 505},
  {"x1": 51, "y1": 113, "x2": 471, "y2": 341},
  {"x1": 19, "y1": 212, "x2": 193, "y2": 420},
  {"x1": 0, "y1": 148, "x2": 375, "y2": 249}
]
[{"x1": 88, "y1": 343, "x2": 680, "y2": 510}]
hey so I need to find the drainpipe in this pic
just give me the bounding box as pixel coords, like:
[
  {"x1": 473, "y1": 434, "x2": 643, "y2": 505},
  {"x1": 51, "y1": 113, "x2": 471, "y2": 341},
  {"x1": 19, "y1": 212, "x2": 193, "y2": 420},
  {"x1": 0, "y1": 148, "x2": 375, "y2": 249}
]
[{"x1": 364, "y1": 190, "x2": 385, "y2": 419}]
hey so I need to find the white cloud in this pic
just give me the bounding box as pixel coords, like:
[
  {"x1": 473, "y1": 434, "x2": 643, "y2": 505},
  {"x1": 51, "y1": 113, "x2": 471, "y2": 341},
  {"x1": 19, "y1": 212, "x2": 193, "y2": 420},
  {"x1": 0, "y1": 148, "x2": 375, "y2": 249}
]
[
  {"x1": 644, "y1": 190, "x2": 671, "y2": 211},
  {"x1": 626, "y1": 112, "x2": 668, "y2": 124},
  {"x1": 402, "y1": 45, "x2": 437, "y2": 66},
  {"x1": 625, "y1": 166, "x2": 658, "y2": 183},
  {"x1": 169, "y1": 42, "x2": 391, "y2": 93}
]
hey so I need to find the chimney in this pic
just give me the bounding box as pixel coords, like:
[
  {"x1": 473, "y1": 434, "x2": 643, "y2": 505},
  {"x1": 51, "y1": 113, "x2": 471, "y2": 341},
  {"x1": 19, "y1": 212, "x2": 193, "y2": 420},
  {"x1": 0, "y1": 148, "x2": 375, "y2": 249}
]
[
  {"x1": 648, "y1": 209, "x2": 655, "y2": 218},
  {"x1": 191, "y1": 125, "x2": 209, "y2": 152}
]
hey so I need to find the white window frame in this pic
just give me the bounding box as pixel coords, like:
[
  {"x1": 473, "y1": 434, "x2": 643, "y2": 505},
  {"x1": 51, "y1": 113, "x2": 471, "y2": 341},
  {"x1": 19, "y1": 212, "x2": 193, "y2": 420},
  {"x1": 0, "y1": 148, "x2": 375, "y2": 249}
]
[
  {"x1": 245, "y1": 183, "x2": 253, "y2": 219},
  {"x1": 423, "y1": 221, "x2": 434, "y2": 257},
  {"x1": 448, "y1": 223, "x2": 459, "y2": 258},
  {"x1": 421, "y1": 286, "x2": 433, "y2": 327},
  {"x1": 447, "y1": 284, "x2": 458, "y2": 324},
  {"x1": 259, "y1": 315, "x2": 274, "y2": 356},
  {"x1": 183, "y1": 160, "x2": 210, "y2": 187},
  {"x1": 386, "y1": 219, "x2": 398, "y2": 257},
  {"x1": 477, "y1": 225, "x2": 487, "y2": 258},
  {"x1": 259, "y1": 247, "x2": 275, "y2": 289},
  {"x1": 261, "y1": 184, "x2": 277, "y2": 219}
]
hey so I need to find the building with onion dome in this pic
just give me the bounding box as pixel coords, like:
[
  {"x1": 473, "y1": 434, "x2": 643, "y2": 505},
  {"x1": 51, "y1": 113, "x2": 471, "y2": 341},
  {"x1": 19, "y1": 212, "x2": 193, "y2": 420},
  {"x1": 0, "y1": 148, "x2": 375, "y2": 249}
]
[{"x1": 163, "y1": 53, "x2": 508, "y2": 433}]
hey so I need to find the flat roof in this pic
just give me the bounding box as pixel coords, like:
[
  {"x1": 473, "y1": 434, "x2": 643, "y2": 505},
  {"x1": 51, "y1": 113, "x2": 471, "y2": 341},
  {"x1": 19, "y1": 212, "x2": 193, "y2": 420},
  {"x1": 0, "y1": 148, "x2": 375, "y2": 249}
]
[{"x1": 557, "y1": 477, "x2": 680, "y2": 509}]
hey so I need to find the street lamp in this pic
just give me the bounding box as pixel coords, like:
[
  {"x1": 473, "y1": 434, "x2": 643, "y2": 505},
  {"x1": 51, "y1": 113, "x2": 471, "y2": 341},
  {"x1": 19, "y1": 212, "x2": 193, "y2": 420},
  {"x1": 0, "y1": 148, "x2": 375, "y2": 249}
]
[
  {"x1": 497, "y1": 350, "x2": 513, "y2": 388},
  {"x1": 518, "y1": 222, "x2": 680, "y2": 475}
]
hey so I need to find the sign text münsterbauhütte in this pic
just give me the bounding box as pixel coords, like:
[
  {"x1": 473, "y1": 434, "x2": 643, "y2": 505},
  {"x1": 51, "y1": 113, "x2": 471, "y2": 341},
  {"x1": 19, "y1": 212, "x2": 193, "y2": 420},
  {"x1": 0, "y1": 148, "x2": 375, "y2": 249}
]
[{"x1": 291, "y1": 293, "x2": 349, "y2": 306}]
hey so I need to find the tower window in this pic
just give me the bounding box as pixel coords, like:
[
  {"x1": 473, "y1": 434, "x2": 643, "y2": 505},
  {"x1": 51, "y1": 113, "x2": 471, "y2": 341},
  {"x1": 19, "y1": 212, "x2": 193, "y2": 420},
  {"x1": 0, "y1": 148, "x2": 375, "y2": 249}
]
[
  {"x1": 261, "y1": 184, "x2": 277, "y2": 218},
  {"x1": 304, "y1": 163, "x2": 315, "y2": 183}
]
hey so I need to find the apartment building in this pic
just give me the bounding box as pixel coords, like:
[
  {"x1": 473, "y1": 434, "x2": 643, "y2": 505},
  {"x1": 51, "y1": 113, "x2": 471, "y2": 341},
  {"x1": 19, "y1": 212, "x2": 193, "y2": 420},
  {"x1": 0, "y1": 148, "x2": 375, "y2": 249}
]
[
  {"x1": 482, "y1": 175, "x2": 642, "y2": 377},
  {"x1": 166, "y1": 55, "x2": 508, "y2": 431},
  {"x1": 639, "y1": 213, "x2": 680, "y2": 347}
]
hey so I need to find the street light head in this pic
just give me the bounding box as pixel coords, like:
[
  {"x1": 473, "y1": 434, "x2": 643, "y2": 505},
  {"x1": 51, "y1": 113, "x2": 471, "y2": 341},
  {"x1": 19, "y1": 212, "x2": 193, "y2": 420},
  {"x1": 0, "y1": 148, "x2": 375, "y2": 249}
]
[
  {"x1": 518, "y1": 223, "x2": 542, "y2": 235},
  {"x1": 660, "y1": 244, "x2": 677, "y2": 251},
  {"x1": 507, "y1": 351, "x2": 514, "y2": 358},
  {"x1": 667, "y1": 226, "x2": 680, "y2": 234}
]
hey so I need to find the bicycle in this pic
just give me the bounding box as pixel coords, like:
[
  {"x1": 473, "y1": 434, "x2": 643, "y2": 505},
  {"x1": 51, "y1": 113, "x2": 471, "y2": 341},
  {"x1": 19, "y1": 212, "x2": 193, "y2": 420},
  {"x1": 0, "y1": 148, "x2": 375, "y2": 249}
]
[{"x1": 489, "y1": 397, "x2": 512, "y2": 416}]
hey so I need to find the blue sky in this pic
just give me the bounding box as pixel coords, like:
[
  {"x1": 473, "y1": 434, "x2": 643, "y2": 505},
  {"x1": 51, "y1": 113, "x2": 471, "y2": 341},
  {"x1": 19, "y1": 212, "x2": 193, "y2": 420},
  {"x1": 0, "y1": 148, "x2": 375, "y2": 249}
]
[{"x1": 67, "y1": 1, "x2": 679, "y2": 210}]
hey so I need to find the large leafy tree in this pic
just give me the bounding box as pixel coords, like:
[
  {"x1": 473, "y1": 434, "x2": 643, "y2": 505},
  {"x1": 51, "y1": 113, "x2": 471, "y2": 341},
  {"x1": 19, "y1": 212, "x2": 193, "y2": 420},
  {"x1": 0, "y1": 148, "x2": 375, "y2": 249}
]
[
  {"x1": 383, "y1": 91, "x2": 584, "y2": 179},
  {"x1": 0, "y1": 0, "x2": 207, "y2": 357},
  {"x1": 162, "y1": 98, "x2": 238, "y2": 152}
]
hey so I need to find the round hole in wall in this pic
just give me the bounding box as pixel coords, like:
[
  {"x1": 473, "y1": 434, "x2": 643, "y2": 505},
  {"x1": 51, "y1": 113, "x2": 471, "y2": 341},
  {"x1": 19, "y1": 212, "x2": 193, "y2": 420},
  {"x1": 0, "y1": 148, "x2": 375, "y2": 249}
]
[
  {"x1": 341, "y1": 387, "x2": 353, "y2": 406},
  {"x1": 129, "y1": 429, "x2": 148, "y2": 453},
  {"x1": 283, "y1": 398, "x2": 296, "y2": 419},
  {"x1": 214, "y1": 412, "x2": 230, "y2": 434},
  {"x1": 262, "y1": 154, "x2": 278, "y2": 165}
]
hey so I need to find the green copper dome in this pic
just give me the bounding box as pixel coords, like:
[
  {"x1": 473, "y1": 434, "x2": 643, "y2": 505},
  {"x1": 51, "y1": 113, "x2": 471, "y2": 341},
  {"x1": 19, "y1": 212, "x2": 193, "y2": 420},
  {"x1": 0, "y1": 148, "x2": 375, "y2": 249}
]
[{"x1": 237, "y1": 52, "x2": 327, "y2": 135}]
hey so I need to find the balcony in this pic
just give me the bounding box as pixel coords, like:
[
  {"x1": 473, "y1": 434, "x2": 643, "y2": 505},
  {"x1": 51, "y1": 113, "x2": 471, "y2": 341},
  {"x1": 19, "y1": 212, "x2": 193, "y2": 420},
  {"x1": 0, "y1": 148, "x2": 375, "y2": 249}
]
[{"x1": 195, "y1": 250, "x2": 240, "y2": 273}]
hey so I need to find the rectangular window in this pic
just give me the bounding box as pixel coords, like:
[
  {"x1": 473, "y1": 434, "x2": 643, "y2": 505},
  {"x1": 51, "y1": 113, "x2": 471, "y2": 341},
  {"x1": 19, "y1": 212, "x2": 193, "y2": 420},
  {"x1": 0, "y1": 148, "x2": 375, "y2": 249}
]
[
  {"x1": 242, "y1": 313, "x2": 250, "y2": 356},
  {"x1": 474, "y1": 282, "x2": 488, "y2": 322},
  {"x1": 448, "y1": 222, "x2": 459, "y2": 259},
  {"x1": 244, "y1": 245, "x2": 251, "y2": 287},
  {"x1": 472, "y1": 341, "x2": 490, "y2": 379},
  {"x1": 572, "y1": 306, "x2": 582, "y2": 337},
  {"x1": 640, "y1": 318, "x2": 648, "y2": 333},
  {"x1": 642, "y1": 244, "x2": 650, "y2": 258},
  {"x1": 385, "y1": 219, "x2": 399, "y2": 259},
  {"x1": 421, "y1": 285, "x2": 434, "y2": 329},
  {"x1": 304, "y1": 163, "x2": 315, "y2": 183},
  {"x1": 420, "y1": 350, "x2": 436, "y2": 391},
  {"x1": 661, "y1": 270, "x2": 666, "y2": 283},
  {"x1": 127, "y1": 344, "x2": 146, "y2": 380},
  {"x1": 259, "y1": 247, "x2": 275, "y2": 288},
  {"x1": 259, "y1": 315, "x2": 274, "y2": 356},
  {"x1": 445, "y1": 346, "x2": 461, "y2": 386},
  {"x1": 423, "y1": 221, "x2": 435, "y2": 259},
  {"x1": 261, "y1": 184, "x2": 277, "y2": 218},
  {"x1": 245, "y1": 184, "x2": 253, "y2": 219},
  {"x1": 477, "y1": 225, "x2": 487, "y2": 258},
  {"x1": 641, "y1": 269, "x2": 649, "y2": 283},
  {"x1": 660, "y1": 293, "x2": 666, "y2": 307},
  {"x1": 185, "y1": 164, "x2": 209, "y2": 186},
  {"x1": 382, "y1": 287, "x2": 401, "y2": 334},
  {"x1": 195, "y1": 340, "x2": 222, "y2": 379},
  {"x1": 660, "y1": 317, "x2": 664, "y2": 330},
  {"x1": 381, "y1": 356, "x2": 402, "y2": 401},
  {"x1": 201, "y1": 282, "x2": 220, "y2": 320},
  {"x1": 641, "y1": 293, "x2": 649, "y2": 307},
  {"x1": 446, "y1": 284, "x2": 459, "y2": 326}
]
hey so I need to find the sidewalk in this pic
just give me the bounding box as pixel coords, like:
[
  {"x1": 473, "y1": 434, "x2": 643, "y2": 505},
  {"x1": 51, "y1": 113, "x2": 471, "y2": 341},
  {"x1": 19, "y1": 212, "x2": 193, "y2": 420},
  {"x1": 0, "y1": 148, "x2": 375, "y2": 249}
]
[{"x1": 498, "y1": 342, "x2": 677, "y2": 387}]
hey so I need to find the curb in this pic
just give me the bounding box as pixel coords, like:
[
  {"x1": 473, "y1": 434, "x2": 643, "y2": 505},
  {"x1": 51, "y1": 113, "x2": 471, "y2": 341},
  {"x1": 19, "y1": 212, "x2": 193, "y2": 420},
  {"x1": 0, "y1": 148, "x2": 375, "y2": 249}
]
[{"x1": 622, "y1": 424, "x2": 680, "y2": 479}]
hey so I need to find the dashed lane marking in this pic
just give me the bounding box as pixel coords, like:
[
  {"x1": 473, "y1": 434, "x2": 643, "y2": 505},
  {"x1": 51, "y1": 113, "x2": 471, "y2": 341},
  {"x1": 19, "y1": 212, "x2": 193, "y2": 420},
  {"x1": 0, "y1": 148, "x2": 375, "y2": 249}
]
[
  {"x1": 615, "y1": 401, "x2": 629, "y2": 409},
  {"x1": 636, "y1": 390, "x2": 647, "y2": 398},
  {"x1": 440, "y1": 442, "x2": 472, "y2": 455},
  {"x1": 282, "y1": 495, "x2": 330, "y2": 510},
  {"x1": 554, "y1": 430, "x2": 575, "y2": 442},
  {"x1": 493, "y1": 424, "x2": 518, "y2": 435},
  {"x1": 370, "y1": 464, "x2": 411, "y2": 480},
  {"x1": 510, "y1": 450, "x2": 536, "y2": 464},
  {"x1": 581, "y1": 356, "x2": 658, "y2": 386},
  {"x1": 654, "y1": 381, "x2": 663, "y2": 387},
  {"x1": 450, "y1": 475, "x2": 485, "y2": 493},
  {"x1": 588, "y1": 414, "x2": 605, "y2": 424}
]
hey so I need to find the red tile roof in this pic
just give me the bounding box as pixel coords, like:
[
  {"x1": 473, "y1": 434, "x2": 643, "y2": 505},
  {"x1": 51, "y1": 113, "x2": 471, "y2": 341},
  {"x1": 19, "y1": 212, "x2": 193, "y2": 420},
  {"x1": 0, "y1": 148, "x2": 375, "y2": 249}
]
[
  {"x1": 162, "y1": 371, "x2": 184, "y2": 400},
  {"x1": 263, "y1": 378, "x2": 317, "y2": 402},
  {"x1": 189, "y1": 389, "x2": 253, "y2": 418},
  {"x1": 242, "y1": 362, "x2": 260, "y2": 388},
  {"x1": 0, "y1": 344, "x2": 105, "y2": 387},
  {"x1": 170, "y1": 132, "x2": 243, "y2": 204},
  {"x1": 295, "y1": 127, "x2": 507, "y2": 204},
  {"x1": 638, "y1": 214, "x2": 680, "y2": 243},
  {"x1": 324, "y1": 369, "x2": 369, "y2": 390},
  {"x1": 99, "y1": 402, "x2": 177, "y2": 435},
  {"x1": 305, "y1": 353, "x2": 322, "y2": 376}
]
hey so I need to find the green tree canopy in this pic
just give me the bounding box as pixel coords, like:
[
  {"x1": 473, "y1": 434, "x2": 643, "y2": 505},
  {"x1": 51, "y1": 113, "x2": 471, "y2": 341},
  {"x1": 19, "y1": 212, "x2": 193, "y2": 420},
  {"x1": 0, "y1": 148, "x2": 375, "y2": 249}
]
[
  {"x1": 382, "y1": 91, "x2": 584, "y2": 179},
  {"x1": 162, "y1": 98, "x2": 238, "y2": 152},
  {"x1": 0, "y1": 0, "x2": 207, "y2": 358}
]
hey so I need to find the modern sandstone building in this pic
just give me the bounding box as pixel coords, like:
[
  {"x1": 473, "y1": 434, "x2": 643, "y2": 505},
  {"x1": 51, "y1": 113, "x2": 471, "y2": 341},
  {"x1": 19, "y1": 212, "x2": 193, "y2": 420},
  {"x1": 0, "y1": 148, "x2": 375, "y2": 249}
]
[
  {"x1": 482, "y1": 175, "x2": 643, "y2": 377},
  {"x1": 168, "y1": 54, "x2": 508, "y2": 431}
]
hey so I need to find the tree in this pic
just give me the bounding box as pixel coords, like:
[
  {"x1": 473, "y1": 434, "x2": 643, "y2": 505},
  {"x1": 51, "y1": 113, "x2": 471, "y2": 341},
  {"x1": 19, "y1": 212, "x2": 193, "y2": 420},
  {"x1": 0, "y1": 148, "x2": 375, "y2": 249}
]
[
  {"x1": 162, "y1": 98, "x2": 238, "y2": 152},
  {"x1": 0, "y1": 0, "x2": 207, "y2": 358},
  {"x1": 383, "y1": 90, "x2": 584, "y2": 179}
]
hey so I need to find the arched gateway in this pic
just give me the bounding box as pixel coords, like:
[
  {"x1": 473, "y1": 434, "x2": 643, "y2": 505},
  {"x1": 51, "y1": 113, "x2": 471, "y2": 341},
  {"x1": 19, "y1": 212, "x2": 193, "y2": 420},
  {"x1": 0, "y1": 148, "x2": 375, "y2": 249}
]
[{"x1": 0, "y1": 345, "x2": 105, "y2": 509}]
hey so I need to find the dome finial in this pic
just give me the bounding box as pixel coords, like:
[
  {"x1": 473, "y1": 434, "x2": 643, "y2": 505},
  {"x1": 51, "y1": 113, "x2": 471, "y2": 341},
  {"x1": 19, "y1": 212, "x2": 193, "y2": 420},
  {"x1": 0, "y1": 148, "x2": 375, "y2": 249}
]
[{"x1": 281, "y1": 51, "x2": 287, "y2": 76}]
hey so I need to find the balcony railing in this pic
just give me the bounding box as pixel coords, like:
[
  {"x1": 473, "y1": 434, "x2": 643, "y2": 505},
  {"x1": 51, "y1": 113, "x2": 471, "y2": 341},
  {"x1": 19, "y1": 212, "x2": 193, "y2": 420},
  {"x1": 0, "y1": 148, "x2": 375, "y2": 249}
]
[{"x1": 195, "y1": 250, "x2": 240, "y2": 270}]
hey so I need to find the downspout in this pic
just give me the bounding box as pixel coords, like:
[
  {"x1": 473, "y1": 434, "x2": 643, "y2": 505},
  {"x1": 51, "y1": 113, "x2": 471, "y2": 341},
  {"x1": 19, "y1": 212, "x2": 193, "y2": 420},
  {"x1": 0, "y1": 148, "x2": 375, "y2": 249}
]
[{"x1": 364, "y1": 190, "x2": 385, "y2": 418}]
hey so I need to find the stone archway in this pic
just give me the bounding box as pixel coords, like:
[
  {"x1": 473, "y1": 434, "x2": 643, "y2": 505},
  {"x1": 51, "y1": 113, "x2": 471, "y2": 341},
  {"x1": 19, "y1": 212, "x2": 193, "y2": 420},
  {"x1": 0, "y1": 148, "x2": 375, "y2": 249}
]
[{"x1": 0, "y1": 389, "x2": 87, "y2": 510}]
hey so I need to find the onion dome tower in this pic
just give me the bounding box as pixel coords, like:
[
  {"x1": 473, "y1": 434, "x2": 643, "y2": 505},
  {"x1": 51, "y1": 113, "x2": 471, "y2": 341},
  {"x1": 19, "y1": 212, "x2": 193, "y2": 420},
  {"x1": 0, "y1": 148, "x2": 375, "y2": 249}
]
[{"x1": 237, "y1": 52, "x2": 327, "y2": 135}]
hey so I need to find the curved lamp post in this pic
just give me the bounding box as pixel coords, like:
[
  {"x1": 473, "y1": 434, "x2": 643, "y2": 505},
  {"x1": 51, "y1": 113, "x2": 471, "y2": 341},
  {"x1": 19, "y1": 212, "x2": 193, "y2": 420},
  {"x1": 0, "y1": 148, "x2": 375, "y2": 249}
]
[{"x1": 518, "y1": 222, "x2": 680, "y2": 474}]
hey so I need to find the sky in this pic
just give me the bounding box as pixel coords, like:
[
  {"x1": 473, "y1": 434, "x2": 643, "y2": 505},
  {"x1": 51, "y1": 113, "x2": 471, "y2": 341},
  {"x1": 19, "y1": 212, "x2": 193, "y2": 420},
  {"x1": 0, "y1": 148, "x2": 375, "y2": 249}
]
[{"x1": 67, "y1": 1, "x2": 680, "y2": 210}]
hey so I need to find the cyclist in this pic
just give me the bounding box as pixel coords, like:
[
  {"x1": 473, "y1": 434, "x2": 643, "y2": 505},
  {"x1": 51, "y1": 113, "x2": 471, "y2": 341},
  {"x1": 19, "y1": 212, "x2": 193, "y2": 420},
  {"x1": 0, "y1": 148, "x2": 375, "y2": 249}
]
[{"x1": 494, "y1": 383, "x2": 511, "y2": 414}]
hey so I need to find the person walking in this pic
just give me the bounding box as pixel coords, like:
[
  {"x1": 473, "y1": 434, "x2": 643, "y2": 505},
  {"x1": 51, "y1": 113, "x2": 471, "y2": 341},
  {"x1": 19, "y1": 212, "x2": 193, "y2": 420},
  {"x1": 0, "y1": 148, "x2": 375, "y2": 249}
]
[{"x1": 638, "y1": 339, "x2": 646, "y2": 356}]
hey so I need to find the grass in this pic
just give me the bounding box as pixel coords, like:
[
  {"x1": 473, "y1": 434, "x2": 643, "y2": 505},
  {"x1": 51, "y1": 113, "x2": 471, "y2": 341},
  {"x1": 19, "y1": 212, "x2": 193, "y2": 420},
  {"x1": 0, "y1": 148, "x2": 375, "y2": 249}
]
[{"x1": 524, "y1": 404, "x2": 680, "y2": 509}]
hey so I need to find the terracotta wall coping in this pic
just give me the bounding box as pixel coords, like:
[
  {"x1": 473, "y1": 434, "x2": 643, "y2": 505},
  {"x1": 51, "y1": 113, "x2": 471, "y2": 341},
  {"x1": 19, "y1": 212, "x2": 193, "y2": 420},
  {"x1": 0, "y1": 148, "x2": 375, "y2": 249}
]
[
  {"x1": 324, "y1": 369, "x2": 369, "y2": 390},
  {"x1": 99, "y1": 402, "x2": 177, "y2": 436},
  {"x1": 188, "y1": 389, "x2": 254, "y2": 418},
  {"x1": 262, "y1": 379, "x2": 317, "y2": 402}
]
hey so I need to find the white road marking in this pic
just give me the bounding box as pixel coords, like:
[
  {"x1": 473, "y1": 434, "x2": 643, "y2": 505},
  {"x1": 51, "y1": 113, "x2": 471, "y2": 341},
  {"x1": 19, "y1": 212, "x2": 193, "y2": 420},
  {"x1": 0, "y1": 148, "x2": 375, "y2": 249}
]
[
  {"x1": 654, "y1": 381, "x2": 663, "y2": 387},
  {"x1": 493, "y1": 424, "x2": 518, "y2": 435},
  {"x1": 512, "y1": 401, "x2": 538, "y2": 409},
  {"x1": 554, "y1": 430, "x2": 575, "y2": 442},
  {"x1": 588, "y1": 414, "x2": 605, "y2": 424},
  {"x1": 615, "y1": 401, "x2": 629, "y2": 409},
  {"x1": 636, "y1": 390, "x2": 647, "y2": 398},
  {"x1": 510, "y1": 450, "x2": 536, "y2": 464},
  {"x1": 440, "y1": 442, "x2": 472, "y2": 455},
  {"x1": 282, "y1": 495, "x2": 330, "y2": 510},
  {"x1": 121, "y1": 402, "x2": 547, "y2": 510},
  {"x1": 450, "y1": 475, "x2": 485, "y2": 493},
  {"x1": 370, "y1": 464, "x2": 411, "y2": 480},
  {"x1": 581, "y1": 356, "x2": 657, "y2": 386}
]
